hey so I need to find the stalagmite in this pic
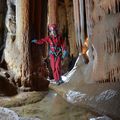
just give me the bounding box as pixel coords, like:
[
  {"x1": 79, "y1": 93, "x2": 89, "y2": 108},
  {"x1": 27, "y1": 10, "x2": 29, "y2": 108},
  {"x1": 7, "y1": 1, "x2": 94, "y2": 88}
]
[{"x1": 16, "y1": 0, "x2": 31, "y2": 87}]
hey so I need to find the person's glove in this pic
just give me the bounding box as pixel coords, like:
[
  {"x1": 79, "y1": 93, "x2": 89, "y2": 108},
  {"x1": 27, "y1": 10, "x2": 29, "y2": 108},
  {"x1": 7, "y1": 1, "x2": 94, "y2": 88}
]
[
  {"x1": 31, "y1": 39, "x2": 37, "y2": 43},
  {"x1": 62, "y1": 50, "x2": 68, "y2": 59}
]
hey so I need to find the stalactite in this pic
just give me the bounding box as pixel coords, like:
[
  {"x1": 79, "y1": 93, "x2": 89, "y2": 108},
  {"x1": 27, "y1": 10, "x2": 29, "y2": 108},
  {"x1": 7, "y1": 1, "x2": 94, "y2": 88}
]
[
  {"x1": 5, "y1": 0, "x2": 16, "y2": 36},
  {"x1": 108, "y1": 66, "x2": 120, "y2": 82},
  {"x1": 104, "y1": 26, "x2": 120, "y2": 55},
  {"x1": 100, "y1": 0, "x2": 120, "y2": 14},
  {"x1": 73, "y1": 0, "x2": 82, "y2": 51},
  {"x1": 79, "y1": 0, "x2": 85, "y2": 46},
  {"x1": 85, "y1": 0, "x2": 95, "y2": 48},
  {"x1": 96, "y1": 65, "x2": 120, "y2": 83}
]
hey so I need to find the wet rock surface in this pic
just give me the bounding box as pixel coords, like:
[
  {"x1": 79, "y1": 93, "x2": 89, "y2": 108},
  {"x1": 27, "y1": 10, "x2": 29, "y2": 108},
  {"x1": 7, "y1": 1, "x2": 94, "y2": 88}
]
[{"x1": 50, "y1": 77, "x2": 120, "y2": 120}]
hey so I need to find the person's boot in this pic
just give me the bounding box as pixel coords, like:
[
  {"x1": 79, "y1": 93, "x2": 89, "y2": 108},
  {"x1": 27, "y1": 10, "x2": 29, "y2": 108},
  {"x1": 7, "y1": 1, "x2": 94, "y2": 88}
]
[
  {"x1": 49, "y1": 80, "x2": 56, "y2": 84},
  {"x1": 50, "y1": 79, "x2": 64, "y2": 85},
  {"x1": 58, "y1": 79, "x2": 64, "y2": 85},
  {"x1": 49, "y1": 80, "x2": 60, "y2": 85}
]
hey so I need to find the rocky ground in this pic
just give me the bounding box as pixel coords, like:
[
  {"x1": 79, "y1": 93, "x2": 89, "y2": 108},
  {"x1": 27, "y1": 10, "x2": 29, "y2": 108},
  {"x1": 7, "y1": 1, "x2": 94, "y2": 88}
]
[{"x1": 0, "y1": 89, "x2": 101, "y2": 120}]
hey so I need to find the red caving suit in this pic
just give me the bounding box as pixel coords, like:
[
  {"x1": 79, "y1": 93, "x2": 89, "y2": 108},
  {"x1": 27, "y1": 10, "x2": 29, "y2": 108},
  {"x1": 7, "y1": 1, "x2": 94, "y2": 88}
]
[{"x1": 35, "y1": 35, "x2": 66, "y2": 82}]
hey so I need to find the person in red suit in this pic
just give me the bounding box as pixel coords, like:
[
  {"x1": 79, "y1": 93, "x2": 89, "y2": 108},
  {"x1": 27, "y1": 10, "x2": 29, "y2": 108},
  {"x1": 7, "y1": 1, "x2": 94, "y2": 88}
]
[{"x1": 32, "y1": 24, "x2": 68, "y2": 85}]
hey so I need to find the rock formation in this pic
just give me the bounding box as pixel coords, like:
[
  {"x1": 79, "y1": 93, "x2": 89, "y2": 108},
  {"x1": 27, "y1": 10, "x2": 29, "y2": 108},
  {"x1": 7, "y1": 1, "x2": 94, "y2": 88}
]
[
  {"x1": 50, "y1": 0, "x2": 120, "y2": 119},
  {"x1": 0, "y1": 0, "x2": 120, "y2": 118}
]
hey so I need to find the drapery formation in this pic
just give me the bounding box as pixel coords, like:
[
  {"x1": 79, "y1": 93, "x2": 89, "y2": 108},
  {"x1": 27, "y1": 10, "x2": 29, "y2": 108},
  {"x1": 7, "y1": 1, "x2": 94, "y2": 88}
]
[{"x1": 72, "y1": 0, "x2": 120, "y2": 82}]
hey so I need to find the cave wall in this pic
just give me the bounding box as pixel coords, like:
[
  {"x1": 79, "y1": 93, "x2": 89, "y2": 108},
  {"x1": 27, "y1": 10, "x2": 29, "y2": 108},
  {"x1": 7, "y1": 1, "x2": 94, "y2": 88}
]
[{"x1": 86, "y1": 0, "x2": 120, "y2": 82}]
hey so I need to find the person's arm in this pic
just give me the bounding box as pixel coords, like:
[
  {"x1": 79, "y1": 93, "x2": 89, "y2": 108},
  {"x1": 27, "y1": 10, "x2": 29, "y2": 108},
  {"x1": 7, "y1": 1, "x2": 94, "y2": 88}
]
[
  {"x1": 32, "y1": 37, "x2": 49, "y2": 45},
  {"x1": 60, "y1": 35, "x2": 68, "y2": 59}
]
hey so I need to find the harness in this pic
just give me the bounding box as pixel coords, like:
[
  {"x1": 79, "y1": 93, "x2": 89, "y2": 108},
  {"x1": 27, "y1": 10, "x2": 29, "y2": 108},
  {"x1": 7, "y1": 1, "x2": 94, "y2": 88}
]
[
  {"x1": 49, "y1": 46, "x2": 62, "y2": 57},
  {"x1": 49, "y1": 37, "x2": 62, "y2": 58}
]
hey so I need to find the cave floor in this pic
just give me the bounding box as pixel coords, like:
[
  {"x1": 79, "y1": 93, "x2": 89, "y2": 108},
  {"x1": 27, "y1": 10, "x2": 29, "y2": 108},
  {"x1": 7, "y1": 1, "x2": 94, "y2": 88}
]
[{"x1": 0, "y1": 90, "x2": 99, "y2": 120}]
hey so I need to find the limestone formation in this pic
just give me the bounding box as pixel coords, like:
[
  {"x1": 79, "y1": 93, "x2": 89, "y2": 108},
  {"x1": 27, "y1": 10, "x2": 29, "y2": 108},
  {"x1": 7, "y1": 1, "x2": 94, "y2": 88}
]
[
  {"x1": 0, "y1": 1, "x2": 120, "y2": 118},
  {"x1": 5, "y1": 0, "x2": 16, "y2": 36}
]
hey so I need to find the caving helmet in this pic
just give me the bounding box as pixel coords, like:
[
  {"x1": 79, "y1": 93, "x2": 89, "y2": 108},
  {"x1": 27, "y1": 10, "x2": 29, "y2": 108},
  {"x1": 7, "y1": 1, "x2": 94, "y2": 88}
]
[{"x1": 48, "y1": 24, "x2": 58, "y2": 37}]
